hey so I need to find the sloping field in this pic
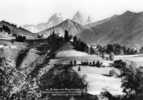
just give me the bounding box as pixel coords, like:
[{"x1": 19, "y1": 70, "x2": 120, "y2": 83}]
[
  {"x1": 73, "y1": 66, "x2": 122, "y2": 95},
  {"x1": 56, "y1": 49, "x2": 88, "y2": 57},
  {"x1": 54, "y1": 49, "x2": 103, "y2": 64},
  {"x1": 115, "y1": 54, "x2": 143, "y2": 67}
]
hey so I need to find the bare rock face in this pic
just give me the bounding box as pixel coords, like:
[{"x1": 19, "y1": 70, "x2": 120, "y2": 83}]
[
  {"x1": 23, "y1": 13, "x2": 65, "y2": 33},
  {"x1": 72, "y1": 11, "x2": 93, "y2": 25}
]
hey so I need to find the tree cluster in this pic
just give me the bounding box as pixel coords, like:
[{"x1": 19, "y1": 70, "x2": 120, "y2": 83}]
[
  {"x1": 47, "y1": 32, "x2": 65, "y2": 51},
  {"x1": 72, "y1": 36, "x2": 88, "y2": 52},
  {"x1": 39, "y1": 64, "x2": 87, "y2": 90},
  {"x1": 112, "y1": 60, "x2": 143, "y2": 100},
  {"x1": 47, "y1": 30, "x2": 89, "y2": 53},
  {"x1": 0, "y1": 25, "x2": 11, "y2": 34},
  {"x1": 97, "y1": 44, "x2": 138, "y2": 55},
  {"x1": 13, "y1": 34, "x2": 26, "y2": 42}
]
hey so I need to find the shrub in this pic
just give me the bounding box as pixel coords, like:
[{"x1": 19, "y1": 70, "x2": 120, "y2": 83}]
[
  {"x1": 112, "y1": 60, "x2": 126, "y2": 69},
  {"x1": 15, "y1": 35, "x2": 26, "y2": 42},
  {"x1": 81, "y1": 61, "x2": 89, "y2": 66},
  {"x1": 95, "y1": 61, "x2": 102, "y2": 67}
]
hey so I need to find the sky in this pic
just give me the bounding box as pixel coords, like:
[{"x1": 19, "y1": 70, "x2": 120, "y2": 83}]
[{"x1": 0, "y1": 0, "x2": 143, "y2": 25}]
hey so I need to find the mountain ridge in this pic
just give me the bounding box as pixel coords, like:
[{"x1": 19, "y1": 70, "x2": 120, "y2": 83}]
[
  {"x1": 78, "y1": 11, "x2": 143, "y2": 49},
  {"x1": 39, "y1": 19, "x2": 84, "y2": 37},
  {"x1": 23, "y1": 11, "x2": 93, "y2": 33},
  {"x1": 23, "y1": 13, "x2": 66, "y2": 33}
]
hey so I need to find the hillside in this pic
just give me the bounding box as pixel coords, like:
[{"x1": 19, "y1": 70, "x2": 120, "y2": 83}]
[
  {"x1": 39, "y1": 19, "x2": 84, "y2": 37},
  {"x1": 0, "y1": 20, "x2": 37, "y2": 39},
  {"x1": 78, "y1": 11, "x2": 143, "y2": 49}
]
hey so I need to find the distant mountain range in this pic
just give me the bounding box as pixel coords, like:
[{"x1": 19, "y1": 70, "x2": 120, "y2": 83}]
[
  {"x1": 23, "y1": 13, "x2": 66, "y2": 33},
  {"x1": 23, "y1": 11, "x2": 93, "y2": 33},
  {"x1": 2, "y1": 10, "x2": 143, "y2": 49}
]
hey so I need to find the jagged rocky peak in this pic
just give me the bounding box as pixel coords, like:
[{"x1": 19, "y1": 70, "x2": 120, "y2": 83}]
[
  {"x1": 23, "y1": 13, "x2": 66, "y2": 33},
  {"x1": 72, "y1": 11, "x2": 93, "y2": 25},
  {"x1": 48, "y1": 13, "x2": 64, "y2": 21},
  {"x1": 46, "y1": 13, "x2": 65, "y2": 28}
]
